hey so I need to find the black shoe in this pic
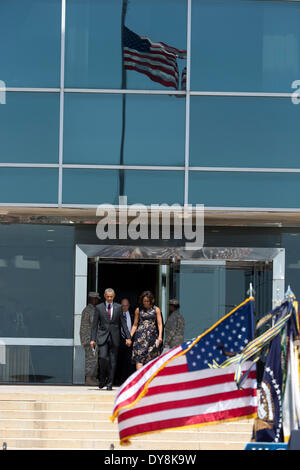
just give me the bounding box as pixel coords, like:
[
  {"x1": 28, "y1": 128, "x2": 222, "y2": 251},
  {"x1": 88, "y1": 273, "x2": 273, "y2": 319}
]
[
  {"x1": 98, "y1": 381, "x2": 106, "y2": 389},
  {"x1": 106, "y1": 384, "x2": 112, "y2": 391}
]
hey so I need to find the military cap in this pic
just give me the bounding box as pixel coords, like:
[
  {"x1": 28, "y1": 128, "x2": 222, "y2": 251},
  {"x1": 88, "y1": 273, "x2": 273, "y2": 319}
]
[{"x1": 88, "y1": 292, "x2": 100, "y2": 299}]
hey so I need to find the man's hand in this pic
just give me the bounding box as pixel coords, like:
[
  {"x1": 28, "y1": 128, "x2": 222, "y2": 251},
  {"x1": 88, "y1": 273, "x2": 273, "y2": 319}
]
[
  {"x1": 125, "y1": 339, "x2": 132, "y2": 347},
  {"x1": 90, "y1": 341, "x2": 96, "y2": 348}
]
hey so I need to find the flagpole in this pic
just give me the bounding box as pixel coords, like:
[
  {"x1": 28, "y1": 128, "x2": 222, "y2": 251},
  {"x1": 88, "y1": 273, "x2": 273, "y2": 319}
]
[
  {"x1": 119, "y1": 0, "x2": 128, "y2": 197},
  {"x1": 249, "y1": 282, "x2": 255, "y2": 340}
]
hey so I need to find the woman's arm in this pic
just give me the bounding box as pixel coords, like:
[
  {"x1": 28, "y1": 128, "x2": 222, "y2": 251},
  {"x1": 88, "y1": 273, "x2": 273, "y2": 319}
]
[
  {"x1": 130, "y1": 308, "x2": 140, "y2": 339},
  {"x1": 156, "y1": 307, "x2": 163, "y2": 344}
]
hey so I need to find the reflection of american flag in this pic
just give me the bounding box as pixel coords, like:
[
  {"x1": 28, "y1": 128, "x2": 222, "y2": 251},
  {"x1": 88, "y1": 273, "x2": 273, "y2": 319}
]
[
  {"x1": 111, "y1": 298, "x2": 257, "y2": 444},
  {"x1": 123, "y1": 26, "x2": 186, "y2": 89}
]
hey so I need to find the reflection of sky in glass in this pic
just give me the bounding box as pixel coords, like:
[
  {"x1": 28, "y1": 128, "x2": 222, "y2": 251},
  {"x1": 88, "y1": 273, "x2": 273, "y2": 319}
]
[
  {"x1": 0, "y1": 0, "x2": 61, "y2": 87},
  {"x1": 64, "y1": 93, "x2": 185, "y2": 166},
  {"x1": 65, "y1": 0, "x2": 187, "y2": 90},
  {"x1": 0, "y1": 93, "x2": 60, "y2": 164},
  {"x1": 62, "y1": 169, "x2": 184, "y2": 205},
  {"x1": 190, "y1": 96, "x2": 300, "y2": 168},
  {"x1": 0, "y1": 224, "x2": 74, "y2": 340},
  {"x1": 189, "y1": 171, "x2": 300, "y2": 209},
  {"x1": 191, "y1": 0, "x2": 300, "y2": 92},
  {"x1": 63, "y1": 169, "x2": 119, "y2": 205},
  {"x1": 0, "y1": 168, "x2": 58, "y2": 204},
  {"x1": 124, "y1": 170, "x2": 184, "y2": 205}
]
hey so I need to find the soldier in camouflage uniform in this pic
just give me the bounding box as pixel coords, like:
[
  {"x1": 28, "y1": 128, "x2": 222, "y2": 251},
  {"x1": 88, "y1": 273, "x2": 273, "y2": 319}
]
[
  {"x1": 163, "y1": 299, "x2": 185, "y2": 350},
  {"x1": 80, "y1": 292, "x2": 100, "y2": 386}
]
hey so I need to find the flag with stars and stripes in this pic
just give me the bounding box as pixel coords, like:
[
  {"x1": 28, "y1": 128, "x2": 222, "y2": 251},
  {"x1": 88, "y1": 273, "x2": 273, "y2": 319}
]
[
  {"x1": 111, "y1": 297, "x2": 257, "y2": 444},
  {"x1": 123, "y1": 25, "x2": 186, "y2": 89}
]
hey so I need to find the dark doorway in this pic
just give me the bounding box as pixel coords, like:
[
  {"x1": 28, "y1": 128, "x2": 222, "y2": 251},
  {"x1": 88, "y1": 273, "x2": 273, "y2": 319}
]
[
  {"x1": 98, "y1": 261, "x2": 159, "y2": 309},
  {"x1": 87, "y1": 259, "x2": 160, "y2": 386},
  {"x1": 88, "y1": 259, "x2": 160, "y2": 310}
]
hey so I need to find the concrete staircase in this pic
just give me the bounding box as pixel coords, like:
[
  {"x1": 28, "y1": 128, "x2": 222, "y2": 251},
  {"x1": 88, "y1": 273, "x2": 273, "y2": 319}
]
[{"x1": 0, "y1": 386, "x2": 254, "y2": 450}]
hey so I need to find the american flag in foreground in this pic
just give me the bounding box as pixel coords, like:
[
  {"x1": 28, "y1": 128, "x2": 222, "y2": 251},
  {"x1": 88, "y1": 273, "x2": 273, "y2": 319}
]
[
  {"x1": 111, "y1": 298, "x2": 257, "y2": 444},
  {"x1": 123, "y1": 26, "x2": 186, "y2": 89}
]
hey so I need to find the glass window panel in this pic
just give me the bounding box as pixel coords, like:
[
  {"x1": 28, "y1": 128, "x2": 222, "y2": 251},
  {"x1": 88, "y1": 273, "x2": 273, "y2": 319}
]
[
  {"x1": 0, "y1": 225, "x2": 74, "y2": 338},
  {"x1": 205, "y1": 226, "x2": 281, "y2": 249},
  {"x1": 0, "y1": 0, "x2": 61, "y2": 87},
  {"x1": 174, "y1": 261, "x2": 271, "y2": 340},
  {"x1": 63, "y1": 93, "x2": 185, "y2": 166},
  {"x1": 176, "y1": 263, "x2": 226, "y2": 338},
  {"x1": 0, "y1": 346, "x2": 72, "y2": 384},
  {"x1": 65, "y1": 0, "x2": 187, "y2": 90},
  {"x1": 62, "y1": 169, "x2": 184, "y2": 205},
  {"x1": 189, "y1": 171, "x2": 300, "y2": 209},
  {"x1": 63, "y1": 169, "x2": 120, "y2": 205},
  {"x1": 191, "y1": 0, "x2": 300, "y2": 92},
  {"x1": 0, "y1": 93, "x2": 60, "y2": 164},
  {"x1": 0, "y1": 168, "x2": 58, "y2": 204},
  {"x1": 189, "y1": 96, "x2": 300, "y2": 168},
  {"x1": 124, "y1": 170, "x2": 184, "y2": 205}
]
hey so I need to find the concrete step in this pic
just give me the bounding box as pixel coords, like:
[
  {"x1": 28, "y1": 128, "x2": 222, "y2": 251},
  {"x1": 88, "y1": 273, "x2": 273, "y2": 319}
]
[
  {"x1": 0, "y1": 410, "x2": 253, "y2": 431},
  {"x1": 0, "y1": 386, "x2": 254, "y2": 450},
  {"x1": 0, "y1": 418, "x2": 114, "y2": 430},
  {"x1": 0, "y1": 410, "x2": 113, "y2": 420},
  {"x1": 0, "y1": 426, "x2": 252, "y2": 442},
  {"x1": 0, "y1": 417, "x2": 253, "y2": 432},
  {"x1": 0, "y1": 400, "x2": 114, "y2": 411},
  {"x1": 0, "y1": 437, "x2": 248, "y2": 450},
  {"x1": 0, "y1": 389, "x2": 114, "y2": 403}
]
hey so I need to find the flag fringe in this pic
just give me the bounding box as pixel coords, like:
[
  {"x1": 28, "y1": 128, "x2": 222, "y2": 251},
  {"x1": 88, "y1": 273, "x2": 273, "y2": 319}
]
[
  {"x1": 119, "y1": 412, "x2": 258, "y2": 445},
  {"x1": 111, "y1": 297, "x2": 255, "y2": 421}
]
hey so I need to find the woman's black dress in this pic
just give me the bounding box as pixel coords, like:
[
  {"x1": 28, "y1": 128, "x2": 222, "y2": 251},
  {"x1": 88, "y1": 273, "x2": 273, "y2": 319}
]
[{"x1": 132, "y1": 306, "x2": 160, "y2": 365}]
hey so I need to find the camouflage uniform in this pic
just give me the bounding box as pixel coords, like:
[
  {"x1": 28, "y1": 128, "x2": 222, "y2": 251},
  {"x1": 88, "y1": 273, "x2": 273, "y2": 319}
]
[
  {"x1": 164, "y1": 309, "x2": 185, "y2": 349},
  {"x1": 80, "y1": 303, "x2": 98, "y2": 377}
]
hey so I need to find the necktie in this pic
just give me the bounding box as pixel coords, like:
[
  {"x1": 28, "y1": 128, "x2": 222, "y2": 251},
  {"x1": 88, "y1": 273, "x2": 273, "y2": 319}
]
[{"x1": 107, "y1": 303, "x2": 111, "y2": 321}]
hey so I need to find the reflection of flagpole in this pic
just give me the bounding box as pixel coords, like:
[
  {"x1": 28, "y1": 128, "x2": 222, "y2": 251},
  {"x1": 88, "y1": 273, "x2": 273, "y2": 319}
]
[{"x1": 119, "y1": 0, "x2": 129, "y2": 197}]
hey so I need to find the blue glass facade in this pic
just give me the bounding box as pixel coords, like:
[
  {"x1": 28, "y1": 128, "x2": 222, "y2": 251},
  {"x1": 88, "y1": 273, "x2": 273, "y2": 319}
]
[
  {"x1": 191, "y1": 0, "x2": 300, "y2": 93},
  {"x1": 1, "y1": 0, "x2": 300, "y2": 209},
  {"x1": 0, "y1": 0, "x2": 61, "y2": 87},
  {"x1": 0, "y1": 225, "x2": 74, "y2": 384},
  {"x1": 1, "y1": 0, "x2": 300, "y2": 385},
  {"x1": 63, "y1": 93, "x2": 186, "y2": 166}
]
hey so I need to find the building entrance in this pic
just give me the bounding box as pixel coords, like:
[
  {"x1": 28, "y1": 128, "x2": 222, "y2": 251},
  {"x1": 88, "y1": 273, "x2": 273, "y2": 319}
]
[
  {"x1": 87, "y1": 260, "x2": 162, "y2": 386},
  {"x1": 68, "y1": 245, "x2": 285, "y2": 384},
  {"x1": 87, "y1": 260, "x2": 160, "y2": 313},
  {"x1": 0, "y1": 244, "x2": 285, "y2": 385}
]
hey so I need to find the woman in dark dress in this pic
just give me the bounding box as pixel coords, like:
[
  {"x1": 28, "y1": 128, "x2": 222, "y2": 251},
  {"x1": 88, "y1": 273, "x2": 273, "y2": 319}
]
[{"x1": 131, "y1": 291, "x2": 163, "y2": 370}]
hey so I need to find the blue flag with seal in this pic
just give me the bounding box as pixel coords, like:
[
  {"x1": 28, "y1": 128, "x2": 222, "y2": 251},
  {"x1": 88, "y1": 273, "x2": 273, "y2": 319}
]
[{"x1": 252, "y1": 330, "x2": 283, "y2": 442}]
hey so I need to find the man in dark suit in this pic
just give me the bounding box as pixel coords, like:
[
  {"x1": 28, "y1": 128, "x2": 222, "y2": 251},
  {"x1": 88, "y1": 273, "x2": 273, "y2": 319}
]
[
  {"x1": 90, "y1": 288, "x2": 132, "y2": 390},
  {"x1": 115, "y1": 298, "x2": 136, "y2": 385}
]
